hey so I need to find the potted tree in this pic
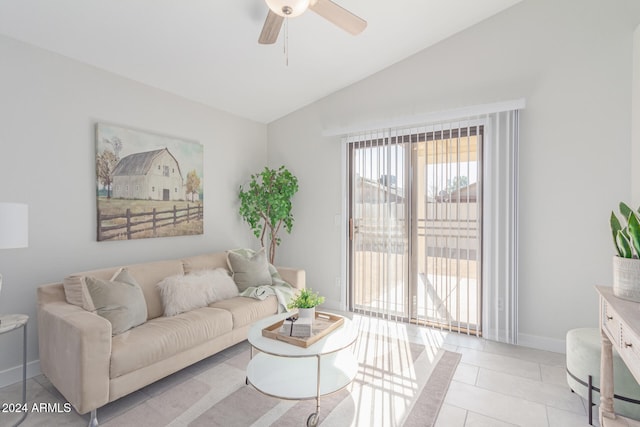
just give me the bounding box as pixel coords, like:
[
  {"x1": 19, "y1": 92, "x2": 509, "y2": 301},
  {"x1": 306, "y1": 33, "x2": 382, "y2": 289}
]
[
  {"x1": 287, "y1": 288, "x2": 325, "y2": 320},
  {"x1": 238, "y1": 166, "x2": 298, "y2": 264},
  {"x1": 610, "y1": 202, "x2": 640, "y2": 301}
]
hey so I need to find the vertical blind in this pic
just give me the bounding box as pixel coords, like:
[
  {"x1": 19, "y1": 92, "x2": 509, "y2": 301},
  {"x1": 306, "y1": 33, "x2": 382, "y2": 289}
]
[
  {"x1": 481, "y1": 110, "x2": 519, "y2": 344},
  {"x1": 346, "y1": 109, "x2": 520, "y2": 343},
  {"x1": 349, "y1": 128, "x2": 409, "y2": 322}
]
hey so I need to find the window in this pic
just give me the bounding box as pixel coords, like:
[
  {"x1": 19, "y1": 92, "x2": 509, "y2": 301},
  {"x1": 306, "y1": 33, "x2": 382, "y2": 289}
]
[{"x1": 163, "y1": 166, "x2": 170, "y2": 177}]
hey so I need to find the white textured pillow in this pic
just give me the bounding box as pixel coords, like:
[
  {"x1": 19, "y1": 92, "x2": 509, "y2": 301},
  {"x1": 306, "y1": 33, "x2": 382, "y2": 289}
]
[
  {"x1": 157, "y1": 268, "x2": 239, "y2": 316},
  {"x1": 192, "y1": 268, "x2": 240, "y2": 301}
]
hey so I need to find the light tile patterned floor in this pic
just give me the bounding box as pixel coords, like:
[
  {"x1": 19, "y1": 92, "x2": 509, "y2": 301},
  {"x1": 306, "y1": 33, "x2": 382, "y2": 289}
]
[
  {"x1": 437, "y1": 332, "x2": 595, "y2": 427},
  {"x1": 0, "y1": 316, "x2": 594, "y2": 426}
]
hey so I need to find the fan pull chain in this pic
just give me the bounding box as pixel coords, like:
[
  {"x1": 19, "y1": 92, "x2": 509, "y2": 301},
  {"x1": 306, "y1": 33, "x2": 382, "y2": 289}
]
[{"x1": 284, "y1": 17, "x2": 289, "y2": 66}]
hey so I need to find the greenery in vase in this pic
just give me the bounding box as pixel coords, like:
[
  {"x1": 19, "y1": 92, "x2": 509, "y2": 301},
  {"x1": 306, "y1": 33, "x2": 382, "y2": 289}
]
[
  {"x1": 287, "y1": 288, "x2": 325, "y2": 309},
  {"x1": 611, "y1": 202, "x2": 640, "y2": 258},
  {"x1": 238, "y1": 165, "x2": 298, "y2": 264}
]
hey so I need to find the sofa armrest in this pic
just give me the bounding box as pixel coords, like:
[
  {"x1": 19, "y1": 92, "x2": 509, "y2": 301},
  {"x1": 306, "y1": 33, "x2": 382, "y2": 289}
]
[
  {"x1": 276, "y1": 267, "x2": 305, "y2": 290},
  {"x1": 37, "y1": 301, "x2": 111, "y2": 414}
]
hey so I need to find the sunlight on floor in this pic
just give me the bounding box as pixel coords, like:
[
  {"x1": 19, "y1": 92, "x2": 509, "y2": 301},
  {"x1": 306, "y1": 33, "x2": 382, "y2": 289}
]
[{"x1": 339, "y1": 313, "x2": 449, "y2": 426}]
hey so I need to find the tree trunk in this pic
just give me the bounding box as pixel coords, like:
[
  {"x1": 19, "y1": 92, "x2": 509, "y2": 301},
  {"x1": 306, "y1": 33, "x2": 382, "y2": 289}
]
[{"x1": 269, "y1": 235, "x2": 277, "y2": 264}]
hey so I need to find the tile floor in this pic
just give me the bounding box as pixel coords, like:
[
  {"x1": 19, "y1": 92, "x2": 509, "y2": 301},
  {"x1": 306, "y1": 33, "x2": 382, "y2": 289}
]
[
  {"x1": 435, "y1": 332, "x2": 595, "y2": 427},
  {"x1": 0, "y1": 317, "x2": 595, "y2": 427}
]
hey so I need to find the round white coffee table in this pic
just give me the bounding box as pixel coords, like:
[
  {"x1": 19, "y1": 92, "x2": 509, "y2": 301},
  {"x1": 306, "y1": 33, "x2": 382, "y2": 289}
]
[{"x1": 246, "y1": 312, "x2": 358, "y2": 427}]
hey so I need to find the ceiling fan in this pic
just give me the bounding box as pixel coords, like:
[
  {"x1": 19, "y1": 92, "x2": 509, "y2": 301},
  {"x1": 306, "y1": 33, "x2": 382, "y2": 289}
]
[{"x1": 259, "y1": 0, "x2": 367, "y2": 45}]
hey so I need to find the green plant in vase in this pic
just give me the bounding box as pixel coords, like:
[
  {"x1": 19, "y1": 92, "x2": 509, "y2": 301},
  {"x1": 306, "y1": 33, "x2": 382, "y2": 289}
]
[
  {"x1": 610, "y1": 202, "x2": 640, "y2": 258},
  {"x1": 287, "y1": 288, "x2": 325, "y2": 320},
  {"x1": 610, "y1": 202, "x2": 640, "y2": 301},
  {"x1": 238, "y1": 165, "x2": 298, "y2": 264}
]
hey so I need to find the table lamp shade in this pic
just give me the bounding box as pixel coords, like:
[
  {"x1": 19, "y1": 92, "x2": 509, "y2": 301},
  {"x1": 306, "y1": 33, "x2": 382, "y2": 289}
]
[{"x1": 0, "y1": 203, "x2": 28, "y2": 249}]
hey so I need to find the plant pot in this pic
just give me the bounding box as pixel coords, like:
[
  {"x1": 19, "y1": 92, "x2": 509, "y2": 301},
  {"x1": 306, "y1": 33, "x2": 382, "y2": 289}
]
[
  {"x1": 298, "y1": 307, "x2": 315, "y2": 321},
  {"x1": 613, "y1": 256, "x2": 640, "y2": 302}
]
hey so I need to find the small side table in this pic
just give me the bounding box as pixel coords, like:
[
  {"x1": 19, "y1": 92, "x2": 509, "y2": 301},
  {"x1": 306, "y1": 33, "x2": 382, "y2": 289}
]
[{"x1": 0, "y1": 314, "x2": 28, "y2": 427}]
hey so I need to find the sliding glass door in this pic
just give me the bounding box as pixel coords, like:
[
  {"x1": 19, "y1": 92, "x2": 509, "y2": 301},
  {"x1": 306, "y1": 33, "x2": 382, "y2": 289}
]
[
  {"x1": 348, "y1": 124, "x2": 483, "y2": 334},
  {"x1": 410, "y1": 127, "x2": 482, "y2": 333},
  {"x1": 348, "y1": 135, "x2": 410, "y2": 319}
]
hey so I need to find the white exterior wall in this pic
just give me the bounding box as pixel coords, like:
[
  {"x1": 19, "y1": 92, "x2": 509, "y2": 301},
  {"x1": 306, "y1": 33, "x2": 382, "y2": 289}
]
[
  {"x1": 112, "y1": 175, "x2": 147, "y2": 199},
  {"x1": 112, "y1": 151, "x2": 186, "y2": 201}
]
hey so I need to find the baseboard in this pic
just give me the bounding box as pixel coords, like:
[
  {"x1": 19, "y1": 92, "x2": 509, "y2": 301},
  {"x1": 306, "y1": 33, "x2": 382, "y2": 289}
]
[
  {"x1": 0, "y1": 359, "x2": 41, "y2": 388},
  {"x1": 518, "y1": 333, "x2": 566, "y2": 354}
]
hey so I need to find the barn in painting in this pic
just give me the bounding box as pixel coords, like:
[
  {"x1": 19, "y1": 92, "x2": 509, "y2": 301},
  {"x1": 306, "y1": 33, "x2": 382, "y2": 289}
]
[{"x1": 112, "y1": 148, "x2": 185, "y2": 201}]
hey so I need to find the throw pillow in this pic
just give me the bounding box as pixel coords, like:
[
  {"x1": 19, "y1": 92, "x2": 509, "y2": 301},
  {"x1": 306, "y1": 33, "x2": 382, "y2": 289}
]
[
  {"x1": 110, "y1": 267, "x2": 138, "y2": 285},
  {"x1": 157, "y1": 268, "x2": 240, "y2": 317},
  {"x1": 157, "y1": 274, "x2": 209, "y2": 316},
  {"x1": 63, "y1": 275, "x2": 96, "y2": 312},
  {"x1": 192, "y1": 268, "x2": 240, "y2": 301},
  {"x1": 85, "y1": 269, "x2": 148, "y2": 335},
  {"x1": 227, "y1": 248, "x2": 272, "y2": 291}
]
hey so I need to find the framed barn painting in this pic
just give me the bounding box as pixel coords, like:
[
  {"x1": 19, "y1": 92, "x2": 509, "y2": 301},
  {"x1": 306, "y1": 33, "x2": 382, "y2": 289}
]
[{"x1": 95, "y1": 123, "x2": 204, "y2": 241}]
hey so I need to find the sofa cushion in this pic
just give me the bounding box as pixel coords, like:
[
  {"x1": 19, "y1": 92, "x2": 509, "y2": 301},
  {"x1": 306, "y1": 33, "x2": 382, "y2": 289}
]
[
  {"x1": 227, "y1": 248, "x2": 272, "y2": 291},
  {"x1": 126, "y1": 259, "x2": 185, "y2": 320},
  {"x1": 209, "y1": 296, "x2": 277, "y2": 328},
  {"x1": 85, "y1": 269, "x2": 148, "y2": 335},
  {"x1": 182, "y1": 253, "x2": 228, "y2": 274},
  {"x1": 63, "y1": 275, "x2": 96, "y2": 312},
  {"x1": 110, "y1": 307, "x2": 233, "y2": 378},
  {"x1": 157, "y1": 269, "x2": 239, "y2": 316}
]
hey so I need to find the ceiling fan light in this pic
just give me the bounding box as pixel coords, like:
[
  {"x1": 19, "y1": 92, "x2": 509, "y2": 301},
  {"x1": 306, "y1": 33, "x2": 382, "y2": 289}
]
[{"x1": 265, "y1": 0, "x2": 310, "y2": 18}]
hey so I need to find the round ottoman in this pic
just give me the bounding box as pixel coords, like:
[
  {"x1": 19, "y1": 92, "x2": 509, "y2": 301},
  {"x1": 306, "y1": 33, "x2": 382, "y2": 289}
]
[{"x1": 566, "y1": 328, "x2": 640, "y2": 424}]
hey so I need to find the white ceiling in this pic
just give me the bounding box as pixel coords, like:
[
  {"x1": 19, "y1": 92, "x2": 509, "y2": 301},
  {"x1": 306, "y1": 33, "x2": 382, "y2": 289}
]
[{"x1": 0, "y1": 0, "x2": 521, "y2": 123}]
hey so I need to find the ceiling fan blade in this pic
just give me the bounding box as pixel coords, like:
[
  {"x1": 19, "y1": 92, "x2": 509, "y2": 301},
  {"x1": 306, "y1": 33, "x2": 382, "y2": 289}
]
[
  {"x1": 258, "y1": 10, "x2": 284, "y2": 44},
  {"x1": 309, "y1": 0, "x2": 367, "y2": 35}
]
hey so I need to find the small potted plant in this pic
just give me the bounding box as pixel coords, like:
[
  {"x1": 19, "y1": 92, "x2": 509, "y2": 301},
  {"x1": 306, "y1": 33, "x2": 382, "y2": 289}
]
[
  {"x1": 610, "y1": 202, "x2": 640, "y2": 301},
  {"x1": 287, "y1": 288, "x2": 325, "y2": 320}
]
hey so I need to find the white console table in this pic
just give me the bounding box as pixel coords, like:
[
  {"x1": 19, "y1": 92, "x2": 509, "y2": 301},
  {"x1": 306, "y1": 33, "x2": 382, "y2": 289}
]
[{"x1": 597, "y1": 286, "x2": 640, "y2": 426}]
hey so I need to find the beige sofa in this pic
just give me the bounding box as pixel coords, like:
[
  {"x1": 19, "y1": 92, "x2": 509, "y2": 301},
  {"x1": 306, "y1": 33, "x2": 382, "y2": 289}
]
[{"x1": 36, "y1": 251, "x2": 305, "y2": 426}]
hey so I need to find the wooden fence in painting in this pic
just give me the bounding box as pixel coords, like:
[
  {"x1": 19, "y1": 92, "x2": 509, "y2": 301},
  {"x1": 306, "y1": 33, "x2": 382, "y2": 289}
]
[{"x1": 97, "y1": 204, "x2": 203, "y2": 241}]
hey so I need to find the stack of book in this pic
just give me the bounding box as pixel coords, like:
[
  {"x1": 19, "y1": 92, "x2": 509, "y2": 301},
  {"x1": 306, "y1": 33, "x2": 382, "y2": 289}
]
[{"x1": 280, "y1": 317, "x2": 312, "y2": 337}]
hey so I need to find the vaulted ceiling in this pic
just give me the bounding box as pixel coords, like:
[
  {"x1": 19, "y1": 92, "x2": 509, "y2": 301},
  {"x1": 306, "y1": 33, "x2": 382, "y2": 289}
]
[{"x1": 0, "y1": 0, "x2": 522, "y2": 123}]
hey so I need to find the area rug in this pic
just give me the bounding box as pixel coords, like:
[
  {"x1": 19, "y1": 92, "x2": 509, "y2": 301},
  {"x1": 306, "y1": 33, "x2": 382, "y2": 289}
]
[{"x1": 100, "y1": 320, "x2": 461, "y2": 427}]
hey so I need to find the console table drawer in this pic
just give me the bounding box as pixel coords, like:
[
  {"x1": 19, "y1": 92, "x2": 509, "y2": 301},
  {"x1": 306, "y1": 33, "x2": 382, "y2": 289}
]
[
  {"x1": 602, "y1": 299, "x2": 620, "y2": 347},
  {"x1": 620, "y1": 323, "x2": 640, "y2": 381}
]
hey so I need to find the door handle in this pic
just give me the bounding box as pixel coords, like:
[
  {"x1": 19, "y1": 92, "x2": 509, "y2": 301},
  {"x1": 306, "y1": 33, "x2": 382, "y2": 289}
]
[{"x1": 349, "y1": 218, "x2": 354, "y2": 240}]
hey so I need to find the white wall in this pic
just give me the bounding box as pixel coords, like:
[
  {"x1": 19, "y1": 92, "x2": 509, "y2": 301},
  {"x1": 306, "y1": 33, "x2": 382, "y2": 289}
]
[
  {"x1": 268, "y1": 0, "x2": 640, "y2": 351},
  {"x1": 0, "y1": 35, "x2": 267, "y2": 381},
  {"x1": 2, "y1": 0, "x2": 638, "y2": 384},
  {"x1": 633, "y1": 24, "x2": 640, "y2": 206}
]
